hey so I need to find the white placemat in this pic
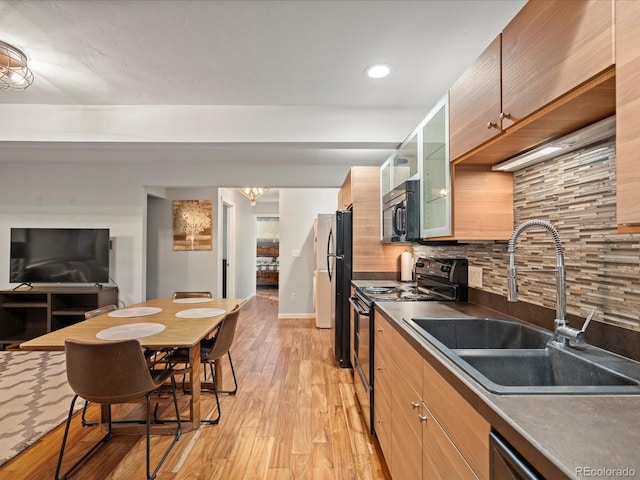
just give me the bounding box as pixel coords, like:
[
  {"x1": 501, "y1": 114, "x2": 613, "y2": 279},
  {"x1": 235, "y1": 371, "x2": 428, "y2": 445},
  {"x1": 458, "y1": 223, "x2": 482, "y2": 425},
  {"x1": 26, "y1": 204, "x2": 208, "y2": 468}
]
[
  {"x1": 175, "y1": 308, "x2": 226, "y2": 318},
  {"x1": 173, "y1": 297, "x2": 213, "y2": 304},
  {"x1": 108, "y1": 306, "x2": 162, "y2": 318},
  {"x1": 96, "y1": 322, "x2": 166, "y2": 340}
]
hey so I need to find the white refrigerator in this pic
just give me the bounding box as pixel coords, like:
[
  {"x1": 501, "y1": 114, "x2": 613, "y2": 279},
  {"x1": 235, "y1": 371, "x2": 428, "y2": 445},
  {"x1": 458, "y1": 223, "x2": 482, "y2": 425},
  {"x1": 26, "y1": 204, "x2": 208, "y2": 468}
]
[{"x1": 313, "y1": 213, "x2": 335, "y2": 328}]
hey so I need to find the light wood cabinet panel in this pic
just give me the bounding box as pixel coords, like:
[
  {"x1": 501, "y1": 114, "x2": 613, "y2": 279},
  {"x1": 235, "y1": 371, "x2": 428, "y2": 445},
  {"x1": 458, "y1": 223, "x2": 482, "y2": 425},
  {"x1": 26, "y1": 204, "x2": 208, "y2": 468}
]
[
  {"x1": 341, "y1": 167, "x2": 406, "y2": 273},
  {"x1": 423, "y1": 401, "x2": 479, "y2": 480},
  {"x1": 501, "y1": 0, "x2": 614, "y2": 129},
  {"x1": 431, "y1": 165, "x2": 513, "y2": 241},
  {"x1": 391, "y1": 364, "x2": 423, "y2": 480},
  {"x1": 423, "y1": 360, "x2": 490, "y2": 480},
  {"x1": 374, "y1": 312, "x2": 394, "y2": 467},
  {"x1": 449, "y1": 35, "x2": 502, "y2": 161},
  {"x1": 374, "y1": 336, "x2": 393, "y2": 463},
  {"x1": 616, "y1": 0, "x2": 640, "y2": 230},
  {"x1": 391, "y1": 326, "x2": 423, "y2": 392},
  {"x1": 338, "y1": 169, "x2": 352, "y2": 209}
]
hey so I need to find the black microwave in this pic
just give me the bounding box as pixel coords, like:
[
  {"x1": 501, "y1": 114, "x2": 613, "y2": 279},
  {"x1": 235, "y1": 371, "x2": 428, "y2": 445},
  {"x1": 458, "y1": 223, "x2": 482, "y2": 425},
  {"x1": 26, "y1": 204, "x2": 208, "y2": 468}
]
[{"x1": 382, "y1": 180, "x2": 420, "y2": 243}]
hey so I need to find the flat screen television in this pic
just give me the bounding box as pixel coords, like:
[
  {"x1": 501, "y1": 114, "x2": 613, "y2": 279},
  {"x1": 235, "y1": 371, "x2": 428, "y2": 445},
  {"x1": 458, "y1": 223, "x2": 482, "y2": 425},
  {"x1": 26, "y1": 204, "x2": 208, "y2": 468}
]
[{"x1": 10, "y1": 228, "x2": 110, "y2": 284}]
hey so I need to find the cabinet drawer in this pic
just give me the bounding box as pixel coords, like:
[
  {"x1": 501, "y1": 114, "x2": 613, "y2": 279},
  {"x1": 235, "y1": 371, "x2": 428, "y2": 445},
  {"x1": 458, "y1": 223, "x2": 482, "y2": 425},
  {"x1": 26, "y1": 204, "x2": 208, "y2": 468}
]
[
  {"x1": 391, "y1": 363, "x2": 423, "y2": 480},
  {"x1": 423, "y1": 402, "x2": 479, "y2": 480},
  {"x1": 392, "y1": 325, "x2": 423, "y2": 393},
  {"x1": 423, "y1": 359, "x2": 490, "y2": 480}
]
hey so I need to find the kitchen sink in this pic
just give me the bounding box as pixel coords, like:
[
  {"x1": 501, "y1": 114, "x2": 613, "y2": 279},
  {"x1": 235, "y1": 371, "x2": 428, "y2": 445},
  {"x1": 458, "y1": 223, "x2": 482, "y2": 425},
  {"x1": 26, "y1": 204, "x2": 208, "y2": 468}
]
[
  {"x1": 410, "y1": 317, "x2": 552, "y2": 349},
  {"x1": 405, "y1": 317, "x2": 640, "y2": 395}
]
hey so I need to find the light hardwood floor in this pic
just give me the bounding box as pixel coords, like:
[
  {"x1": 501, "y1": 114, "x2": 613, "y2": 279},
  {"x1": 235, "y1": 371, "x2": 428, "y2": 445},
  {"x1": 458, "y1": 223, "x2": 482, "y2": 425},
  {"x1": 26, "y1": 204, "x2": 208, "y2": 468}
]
[{"x1": 0, "y1": 295, "x2": 391, "y2": 480}]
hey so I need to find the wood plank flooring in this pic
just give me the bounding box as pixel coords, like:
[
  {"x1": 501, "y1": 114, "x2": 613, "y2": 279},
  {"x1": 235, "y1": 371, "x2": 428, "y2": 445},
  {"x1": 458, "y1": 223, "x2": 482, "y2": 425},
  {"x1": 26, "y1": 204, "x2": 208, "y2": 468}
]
[{"x1": 0, "y1": 295, "x2": 391, "y2": 480}]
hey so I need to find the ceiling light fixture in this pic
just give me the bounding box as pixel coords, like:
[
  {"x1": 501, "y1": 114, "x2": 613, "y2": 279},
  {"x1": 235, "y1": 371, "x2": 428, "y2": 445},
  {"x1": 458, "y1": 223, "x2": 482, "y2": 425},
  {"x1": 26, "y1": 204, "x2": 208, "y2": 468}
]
[
  {"x1": 492, "y1": 115, "x2": 616, "y2": 172},
  {"x1": 365, "y1": 64, "x2": 391, "y2": 79},
  {"x1": 0, "y1": 40, "x2": 34, "y2": 91},
  {"x1": 238, "y1": 187, "x2": 270, "y2": 207}
]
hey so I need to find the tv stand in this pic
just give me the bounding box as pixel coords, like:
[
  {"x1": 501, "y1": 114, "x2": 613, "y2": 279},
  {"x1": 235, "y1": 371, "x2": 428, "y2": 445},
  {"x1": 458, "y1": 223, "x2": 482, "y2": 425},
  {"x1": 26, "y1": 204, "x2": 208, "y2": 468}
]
[
  {"x1": 12, "y1": 282, "x2": 33, "y2": 291},
  {"x1": 0, "y1": 286, "x2": 118, "y2": 350}
]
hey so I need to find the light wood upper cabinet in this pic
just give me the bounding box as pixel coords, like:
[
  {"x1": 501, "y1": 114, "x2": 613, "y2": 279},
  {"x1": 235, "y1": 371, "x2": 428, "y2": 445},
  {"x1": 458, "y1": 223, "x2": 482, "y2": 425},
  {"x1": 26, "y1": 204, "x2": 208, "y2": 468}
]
[
  {"x1": 448, "y1": 165, "x2": 513, "y2": 241},
  {"x1": 449, "y1": 0, "x2": 615, "y2": 165},
  {"x1": 616, "y1": 0, "x2": 640, "y2": 230},
  {"x1": 501, "y1": 0, "x2": 614, "y2": 129},
  {"x1": 449, "y1": 35, "x2": 502, "y2": 162},
  {"x1": 340, "y1": 167, "x2": 406, "y2": 273},
  {"x1": 338, "y1": 169, "x2": 352, "y2": 209}
]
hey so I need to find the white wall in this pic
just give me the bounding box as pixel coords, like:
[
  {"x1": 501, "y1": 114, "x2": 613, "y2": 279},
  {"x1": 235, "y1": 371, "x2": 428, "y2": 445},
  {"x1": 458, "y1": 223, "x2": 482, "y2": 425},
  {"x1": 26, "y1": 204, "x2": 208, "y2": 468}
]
[
  {"x1": 0, "y1": 159, "x2": 338, "y2": 311},
  {"x1": 146, "y1": 187, "x2": 219, "y2": 299},
  {"x1": 278, "y1": 188, "x2": 338, "y2": 316}
]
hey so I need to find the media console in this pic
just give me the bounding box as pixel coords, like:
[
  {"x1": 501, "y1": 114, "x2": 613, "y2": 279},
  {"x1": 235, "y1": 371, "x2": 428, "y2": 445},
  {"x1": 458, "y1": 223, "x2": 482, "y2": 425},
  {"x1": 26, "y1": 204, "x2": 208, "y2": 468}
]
[{"x1": 0, "y1": 286, "x2": 118, "y2": 350}]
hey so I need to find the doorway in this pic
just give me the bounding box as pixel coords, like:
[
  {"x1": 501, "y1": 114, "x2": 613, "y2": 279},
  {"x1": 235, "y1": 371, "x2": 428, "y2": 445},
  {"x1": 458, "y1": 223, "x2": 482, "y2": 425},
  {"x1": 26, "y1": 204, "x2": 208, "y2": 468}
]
[
  {"x1": 256, "y1": 215, "x2": 279, "y2": 298},
  {"x1": 222, "y1": 201, "x2": 234, "y2": 299}
]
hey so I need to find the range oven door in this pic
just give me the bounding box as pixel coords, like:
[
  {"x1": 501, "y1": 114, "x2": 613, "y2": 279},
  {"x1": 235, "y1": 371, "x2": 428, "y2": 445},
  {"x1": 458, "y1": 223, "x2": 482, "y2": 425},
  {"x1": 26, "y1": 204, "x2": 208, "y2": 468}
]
[{"x1": 349, "y1": 292, "x2": 374, "y2": 433}]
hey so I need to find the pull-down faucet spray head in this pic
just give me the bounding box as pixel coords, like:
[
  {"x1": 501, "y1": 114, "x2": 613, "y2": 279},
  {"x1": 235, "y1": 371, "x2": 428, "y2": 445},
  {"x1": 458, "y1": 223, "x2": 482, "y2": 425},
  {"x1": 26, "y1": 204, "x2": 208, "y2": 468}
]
[{"x1": 506, "y1": 219, "x2": 566, "y2": 324}]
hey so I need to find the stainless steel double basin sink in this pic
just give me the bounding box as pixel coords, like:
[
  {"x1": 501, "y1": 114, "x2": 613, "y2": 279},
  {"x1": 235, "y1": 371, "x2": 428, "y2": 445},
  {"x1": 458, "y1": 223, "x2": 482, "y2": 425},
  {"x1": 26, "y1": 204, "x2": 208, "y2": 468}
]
[{"x1": 405, "y1": 317, "x2": 640, "y2": 395}]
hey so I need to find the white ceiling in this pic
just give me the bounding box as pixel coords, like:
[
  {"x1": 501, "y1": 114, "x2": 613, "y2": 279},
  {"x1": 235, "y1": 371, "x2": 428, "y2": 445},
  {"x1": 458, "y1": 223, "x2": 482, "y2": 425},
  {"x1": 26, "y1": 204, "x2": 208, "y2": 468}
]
[{"x1": 0, "y1": 0, "x2": 526, "y2": 186}]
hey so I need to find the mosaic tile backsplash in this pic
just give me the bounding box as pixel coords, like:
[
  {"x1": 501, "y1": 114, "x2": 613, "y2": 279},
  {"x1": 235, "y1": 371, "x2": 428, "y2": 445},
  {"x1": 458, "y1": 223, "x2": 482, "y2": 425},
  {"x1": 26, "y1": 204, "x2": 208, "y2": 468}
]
[{"x1": 415, "y1": 141, "x2": 640, "y2": 333}]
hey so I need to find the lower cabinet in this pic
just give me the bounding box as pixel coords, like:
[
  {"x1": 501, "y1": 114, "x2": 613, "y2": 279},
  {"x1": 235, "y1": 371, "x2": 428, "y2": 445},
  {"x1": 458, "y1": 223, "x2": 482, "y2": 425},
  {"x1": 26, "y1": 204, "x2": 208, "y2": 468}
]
[{"x1": 374, "y1": 310, "x2": 490, "y2": 480}]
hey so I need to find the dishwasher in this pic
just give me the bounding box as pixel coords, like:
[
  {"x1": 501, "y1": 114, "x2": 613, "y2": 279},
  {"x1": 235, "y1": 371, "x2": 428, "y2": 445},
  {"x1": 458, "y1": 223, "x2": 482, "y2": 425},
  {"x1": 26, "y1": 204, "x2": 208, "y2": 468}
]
[{"x1": 490, "y1": 432, "x2": 543, "y2": 480}]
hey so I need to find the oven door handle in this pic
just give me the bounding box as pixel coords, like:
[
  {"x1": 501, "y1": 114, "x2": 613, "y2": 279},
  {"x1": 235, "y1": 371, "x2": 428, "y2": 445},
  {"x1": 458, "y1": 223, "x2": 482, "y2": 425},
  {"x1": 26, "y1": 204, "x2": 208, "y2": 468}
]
[{"x1": 349, "y1": 296, "x2": 370, "y2": 316}]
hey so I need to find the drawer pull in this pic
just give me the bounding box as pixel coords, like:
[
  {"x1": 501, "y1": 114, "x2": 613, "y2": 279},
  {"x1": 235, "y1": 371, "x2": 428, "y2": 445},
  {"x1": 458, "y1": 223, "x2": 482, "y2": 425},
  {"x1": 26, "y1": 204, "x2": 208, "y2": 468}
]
[{"x1": 487, "y1": 121, "x2": 498, "y2": 129}]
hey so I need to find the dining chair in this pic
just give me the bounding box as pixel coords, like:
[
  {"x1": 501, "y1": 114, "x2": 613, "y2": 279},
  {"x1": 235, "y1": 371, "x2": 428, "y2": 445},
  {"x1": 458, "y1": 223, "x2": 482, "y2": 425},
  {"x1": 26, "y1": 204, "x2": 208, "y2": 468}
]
[
  {"x1": 157, "y1": 304, "x2": 240, "y2": 425},
  {"x1": 56, "y1": 339, "x2": 182, "y2": 480},
  {"x1": 80, "y1": 304, "x2": 119, "y2": 426},
  {"x1": 172, "y1": 291, "x2": 213, "y2": 300},
  {"x1": 84, "y1": 304, "x2": 118, "y2": 319}
]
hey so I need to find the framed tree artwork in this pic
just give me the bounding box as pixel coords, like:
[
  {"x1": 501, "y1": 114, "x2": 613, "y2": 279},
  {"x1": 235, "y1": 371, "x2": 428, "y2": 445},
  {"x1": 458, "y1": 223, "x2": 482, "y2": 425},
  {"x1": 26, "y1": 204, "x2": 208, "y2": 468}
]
[{"x1": 173, "y1": 200, "x2": 212, "y2": 251}]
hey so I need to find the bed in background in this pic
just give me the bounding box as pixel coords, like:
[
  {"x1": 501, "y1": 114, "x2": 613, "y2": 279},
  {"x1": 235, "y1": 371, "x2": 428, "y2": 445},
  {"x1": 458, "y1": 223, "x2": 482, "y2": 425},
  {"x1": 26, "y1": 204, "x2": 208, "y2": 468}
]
[{"x1": 256, "y1": 242, "x2": 279, "y2": 287}]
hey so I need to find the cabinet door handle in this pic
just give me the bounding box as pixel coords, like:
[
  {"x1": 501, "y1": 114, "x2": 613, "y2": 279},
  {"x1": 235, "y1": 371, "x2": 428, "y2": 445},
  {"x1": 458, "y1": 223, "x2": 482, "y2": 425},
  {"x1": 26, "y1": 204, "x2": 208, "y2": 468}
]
[
  {"x1": 486, "y1": 121, "x2": 498, "y2": 129},
  {"x1": 419, "y1": 414, "x2": 428, "y2": 423},
  {"x1": 500, "y1": 112, "x2": 512, "y2": 120},
  {"x1": 377, "y1": 328, "x2": 384, "y2": 333},
  {"x1": 411, "y1": 401, "x2": 420, "y2": 409},
  {"x1": 377, "y1": 366, "x2": 383, "y2": 371}
]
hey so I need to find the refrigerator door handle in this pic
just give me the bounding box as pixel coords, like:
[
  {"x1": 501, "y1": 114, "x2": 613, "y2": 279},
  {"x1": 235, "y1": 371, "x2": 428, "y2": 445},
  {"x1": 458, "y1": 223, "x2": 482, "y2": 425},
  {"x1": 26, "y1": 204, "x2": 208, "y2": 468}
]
[
  {"x1": 326, "y1": 227, "x2": 332, "y2": 281},
  {"x1": 326, "y1": 227, "x2": 343, "y2": 281}
]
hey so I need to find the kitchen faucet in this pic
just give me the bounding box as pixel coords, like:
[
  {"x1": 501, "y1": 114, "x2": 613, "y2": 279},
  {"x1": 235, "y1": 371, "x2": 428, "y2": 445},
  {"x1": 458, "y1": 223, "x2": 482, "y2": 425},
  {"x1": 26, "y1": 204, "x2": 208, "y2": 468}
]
[{"x1": 507, "y1": 219, "x2": 593, "y2": 346}]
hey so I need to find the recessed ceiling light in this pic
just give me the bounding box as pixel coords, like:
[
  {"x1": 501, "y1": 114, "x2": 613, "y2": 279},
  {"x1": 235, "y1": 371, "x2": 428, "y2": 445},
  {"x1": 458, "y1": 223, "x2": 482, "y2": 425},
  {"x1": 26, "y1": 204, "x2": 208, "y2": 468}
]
[{"x1": 365, "y1": 64, "x2": 391, "y2": 79}]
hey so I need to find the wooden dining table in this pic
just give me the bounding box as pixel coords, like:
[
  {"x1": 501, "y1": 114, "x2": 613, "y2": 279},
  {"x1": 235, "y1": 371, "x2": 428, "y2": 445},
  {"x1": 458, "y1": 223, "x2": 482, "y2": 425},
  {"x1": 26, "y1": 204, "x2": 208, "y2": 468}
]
[{"x1": 20, "y1": 296, "x2": 245, "y2": 432}]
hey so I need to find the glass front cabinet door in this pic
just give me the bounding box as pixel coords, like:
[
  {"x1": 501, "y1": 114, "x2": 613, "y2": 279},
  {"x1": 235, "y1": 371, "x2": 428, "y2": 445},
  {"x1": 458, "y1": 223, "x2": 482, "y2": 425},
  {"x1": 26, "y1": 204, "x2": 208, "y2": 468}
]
[
  {"x1": 420, "y1": 95, "x2": 451, "y2": 238},
  {"x1": 381, "y1": 131, "x2": 420, "y2": 196}
]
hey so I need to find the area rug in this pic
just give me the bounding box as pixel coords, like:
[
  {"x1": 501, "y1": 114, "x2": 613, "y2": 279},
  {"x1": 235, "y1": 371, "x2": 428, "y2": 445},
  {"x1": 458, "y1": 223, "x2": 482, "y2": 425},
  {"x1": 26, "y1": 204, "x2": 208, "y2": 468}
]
[{"x1": 0, "y1": 350, "x2": 80, "y2": 467}]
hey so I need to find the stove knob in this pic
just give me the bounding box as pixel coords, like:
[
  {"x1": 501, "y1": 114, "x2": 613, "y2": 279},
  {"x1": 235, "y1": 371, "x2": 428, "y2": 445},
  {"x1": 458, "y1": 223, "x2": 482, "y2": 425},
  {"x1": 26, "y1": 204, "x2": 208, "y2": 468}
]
[{"x1": 441, "y1": 265, "x2": 451, "y2": 273}]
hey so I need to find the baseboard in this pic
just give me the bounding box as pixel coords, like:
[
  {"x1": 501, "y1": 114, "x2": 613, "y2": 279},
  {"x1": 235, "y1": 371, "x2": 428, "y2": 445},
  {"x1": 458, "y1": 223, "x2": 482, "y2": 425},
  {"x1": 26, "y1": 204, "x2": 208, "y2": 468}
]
[{"x1": 277, "y1": 313, "x2": 316, "y2": 320}]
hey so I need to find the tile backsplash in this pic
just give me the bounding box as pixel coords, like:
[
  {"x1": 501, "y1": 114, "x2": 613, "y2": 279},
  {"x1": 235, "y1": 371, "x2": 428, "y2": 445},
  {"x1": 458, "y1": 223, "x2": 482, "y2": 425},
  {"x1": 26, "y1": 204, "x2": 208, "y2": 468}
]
[{"x1": 415, "y1": 141, "x2": 640, "y2": 334}]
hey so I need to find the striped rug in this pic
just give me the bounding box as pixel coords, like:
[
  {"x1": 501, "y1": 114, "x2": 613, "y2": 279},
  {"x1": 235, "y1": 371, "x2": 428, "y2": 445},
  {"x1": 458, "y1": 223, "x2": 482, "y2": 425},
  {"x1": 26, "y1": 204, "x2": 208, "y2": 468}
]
[{"x1": 0, "y1": 351, "x2": 80, "y2": 467}]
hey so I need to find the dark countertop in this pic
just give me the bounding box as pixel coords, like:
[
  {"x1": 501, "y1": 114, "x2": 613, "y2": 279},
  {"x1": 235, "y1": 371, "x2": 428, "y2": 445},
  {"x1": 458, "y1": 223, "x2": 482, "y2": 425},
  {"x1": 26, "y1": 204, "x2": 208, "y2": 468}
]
[{"x1": 367, "y1": 296, "x2": 640, "y2": 480}]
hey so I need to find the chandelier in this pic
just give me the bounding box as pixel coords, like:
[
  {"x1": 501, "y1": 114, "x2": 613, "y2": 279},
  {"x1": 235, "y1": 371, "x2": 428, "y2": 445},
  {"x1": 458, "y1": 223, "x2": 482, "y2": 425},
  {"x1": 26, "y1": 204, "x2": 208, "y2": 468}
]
[
  {"x1": 238, "y1": 187, "x2": 270, "y2": 206},
  {"x1": 0, "y1": 40, "x2": 34, "y2": 91}
]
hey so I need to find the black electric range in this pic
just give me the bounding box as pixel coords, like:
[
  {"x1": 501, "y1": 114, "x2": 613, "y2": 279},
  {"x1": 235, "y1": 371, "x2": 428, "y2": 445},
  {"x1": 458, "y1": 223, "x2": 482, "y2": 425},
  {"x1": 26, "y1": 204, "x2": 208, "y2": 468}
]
[
  {"x1": 350, "y1": 257, "x2": 468, "y2": 435},
  {"x1": 355, "y1": 257, "x2": 468, "y2": 304}
]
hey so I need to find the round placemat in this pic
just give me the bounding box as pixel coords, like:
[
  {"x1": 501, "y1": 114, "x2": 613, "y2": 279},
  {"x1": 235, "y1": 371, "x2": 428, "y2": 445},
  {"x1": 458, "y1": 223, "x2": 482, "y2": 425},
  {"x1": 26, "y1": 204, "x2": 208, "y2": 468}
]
[
  {"x1": 96, "y1": 322, "x2": 166, "y2": 340},
  {"x1": 175, "y1": 308, "x2": 226, "y2": 318},
  {"x1": 173, "y1": 297, "x2": 213, "y2": 304},
  {"x1": 108, "y1": 307, "x2": 162, "y2": 318}
]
